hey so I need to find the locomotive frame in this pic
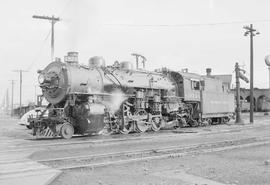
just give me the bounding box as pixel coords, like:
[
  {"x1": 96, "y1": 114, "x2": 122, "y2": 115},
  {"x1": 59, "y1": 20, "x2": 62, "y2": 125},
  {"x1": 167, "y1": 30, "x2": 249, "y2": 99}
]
[{"x1": 30, "y1": 52, "x2": 234, "y2": 139}]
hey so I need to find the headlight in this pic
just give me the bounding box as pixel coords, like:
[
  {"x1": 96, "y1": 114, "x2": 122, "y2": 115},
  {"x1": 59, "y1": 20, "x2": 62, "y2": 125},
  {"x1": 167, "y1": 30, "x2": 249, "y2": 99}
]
[{"x1": 38, "y1": 74, "x2": 45, "y2": 84}]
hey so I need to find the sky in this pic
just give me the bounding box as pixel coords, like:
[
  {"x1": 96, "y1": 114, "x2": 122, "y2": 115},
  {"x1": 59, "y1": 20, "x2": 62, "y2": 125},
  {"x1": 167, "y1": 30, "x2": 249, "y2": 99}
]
[{"x1": 1, "y1": 0, "x2": 270, "y2": 107}]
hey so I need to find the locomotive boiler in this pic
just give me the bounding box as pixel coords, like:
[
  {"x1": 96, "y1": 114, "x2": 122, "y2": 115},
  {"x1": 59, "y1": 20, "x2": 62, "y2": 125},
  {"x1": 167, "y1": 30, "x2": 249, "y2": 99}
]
[{"x1": 31, "y1": 52, "x2": 234, "y2": 139}]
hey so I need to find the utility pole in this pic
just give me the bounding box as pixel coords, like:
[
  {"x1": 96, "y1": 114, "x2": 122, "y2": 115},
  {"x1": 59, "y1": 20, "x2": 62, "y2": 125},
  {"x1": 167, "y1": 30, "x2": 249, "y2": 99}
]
[
  {"x1": 33, "y1": 15, "x2": 60, "y2": 62},
  {"x1": 5, "y1": 89, "x2": 9, "y2": 113},
  {"x1": 13, "y1": 70, "x2": 28, "y2": 117},
  {"x1": 243, "y1": 24, "x2": 259, "y2": 123},
  {"x1": 9, "y1": 80, "x2": 15, "y2": 116},
  {"x1": 235, "y1": 62, "x2": 249, "y2": 124}
]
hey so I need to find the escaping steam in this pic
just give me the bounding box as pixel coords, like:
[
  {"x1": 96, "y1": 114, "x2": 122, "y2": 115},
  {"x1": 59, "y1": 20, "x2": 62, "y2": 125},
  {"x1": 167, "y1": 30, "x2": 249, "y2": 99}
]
[
  {"x1": 89, "y1": 103, "x2": 106, "y2": 115},
  {"x1": 104, "y1": 90, "x2": 127, "y2": 113},
  {"x1": 87, "y1": 90, "x2": 127, "y2": 115}
]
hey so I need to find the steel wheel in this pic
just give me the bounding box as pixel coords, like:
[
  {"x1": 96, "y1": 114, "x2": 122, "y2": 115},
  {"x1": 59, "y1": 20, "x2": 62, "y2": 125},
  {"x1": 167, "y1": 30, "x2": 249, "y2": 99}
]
[
  {"x1": 134, "y1": 110, "x2": 149, "y2": 133},
  {"x1": 151, "y1": 117, "x2": 162, "y2": 132},
  {"x1": 224, "y1": 117, "x2": 230, "y2": 123},
  {"x1": 60, "y1": 123, "x2": 74, "y2": 139},
  {"x1": 200, "y1": 118, "x2": 210, "y2": 126},
  {"x1": 120, "y1": 103, "x2": 133, "y2": 134},
  {"x1": 207, "y1": 118, "x2": 212, "y2": 125},
  {"x1": 120, "y1": 122, "x2": 133, "y2": 134},
  {"x1": 136, "y1": 120, "x2": 149, "y2": 133}
]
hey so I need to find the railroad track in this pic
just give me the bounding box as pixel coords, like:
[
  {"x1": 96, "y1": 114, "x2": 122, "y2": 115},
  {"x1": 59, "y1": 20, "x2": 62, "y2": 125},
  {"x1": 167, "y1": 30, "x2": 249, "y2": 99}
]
[
  {"x1": 37, "y1": 135, "x2": 270, "y2": 171},
  {"x1": 2, "y1": 122, "x2": 269, "y2": 154},
  {"x1": 0, "y1": 132, "x2": 181, "y2": 153}
]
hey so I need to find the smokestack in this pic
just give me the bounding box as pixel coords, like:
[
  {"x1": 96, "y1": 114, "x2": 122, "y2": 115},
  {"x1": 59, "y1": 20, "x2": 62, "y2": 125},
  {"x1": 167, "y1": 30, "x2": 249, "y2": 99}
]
[{"x1": 206, "y1": 68, "x2": 212, "y2": 76}]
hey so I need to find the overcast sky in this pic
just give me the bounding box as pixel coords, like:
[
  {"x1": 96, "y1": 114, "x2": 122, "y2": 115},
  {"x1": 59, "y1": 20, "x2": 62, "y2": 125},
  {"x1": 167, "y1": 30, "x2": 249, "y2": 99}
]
[{"x1": 1, "y1": 0, "x2": 270, "y2": 106}]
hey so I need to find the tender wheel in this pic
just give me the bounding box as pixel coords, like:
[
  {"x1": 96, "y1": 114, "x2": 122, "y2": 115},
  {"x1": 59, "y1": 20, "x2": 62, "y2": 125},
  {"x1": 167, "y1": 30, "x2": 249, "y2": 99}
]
[
  {"x1": 224, "y1": 117, "x2": 230, "y2": 123},
  {"x1": 201, "y1": 118, "x2": 211, "y2": 126},
  {"x1": 60, "y1": 123, "x2": 74, "y2": 139},
  {"x1": 207, "y1": 118, "x2": 213, "y2": 125}
]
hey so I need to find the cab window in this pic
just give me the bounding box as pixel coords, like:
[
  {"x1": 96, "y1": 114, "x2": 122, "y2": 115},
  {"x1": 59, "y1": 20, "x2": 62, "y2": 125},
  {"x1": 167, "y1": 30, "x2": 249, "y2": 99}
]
[{"x1": 191, "y1": 80, "x2": 200, "y2": 90}]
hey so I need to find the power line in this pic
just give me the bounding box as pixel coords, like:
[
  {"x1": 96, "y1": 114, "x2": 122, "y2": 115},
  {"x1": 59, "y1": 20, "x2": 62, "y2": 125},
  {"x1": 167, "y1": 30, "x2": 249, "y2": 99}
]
[
  {"x1": 28, "y1": 1, "x2": 72, "y2": 71},
  {"x1": 58, "y1": 0, "x2": 73, "y2": 16},
  {"x1": 27, "y1": 30, "x2": 51, "y2": 71},
  {"x1": 105, "y1": 19, "x2": 270, "y2": 28},
  {"x1": 33, "y1": 15, "x2": 60, "y2": 62}
]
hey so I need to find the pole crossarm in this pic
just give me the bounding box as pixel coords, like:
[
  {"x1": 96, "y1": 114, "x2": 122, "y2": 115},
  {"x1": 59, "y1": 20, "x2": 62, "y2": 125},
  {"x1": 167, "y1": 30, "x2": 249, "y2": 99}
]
[
  {"x1": 243, "y1": 26, "x2": 256, "y2": 32},
  {"x1": 243, "y1": 25, "x2": 260, "y2": 36},
  {"x1": 32, "y1": 15, "x2": 60, "y2": 21},
  {"x1": 12, "y1": 70, "x2": 28, "y2": 73}
]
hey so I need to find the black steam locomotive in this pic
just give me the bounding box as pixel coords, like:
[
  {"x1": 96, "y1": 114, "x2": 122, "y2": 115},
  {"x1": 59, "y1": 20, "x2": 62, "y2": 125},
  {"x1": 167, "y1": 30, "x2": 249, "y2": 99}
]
[{"x1": 31, "y1": 52, "x2": 234, "y2": 139}]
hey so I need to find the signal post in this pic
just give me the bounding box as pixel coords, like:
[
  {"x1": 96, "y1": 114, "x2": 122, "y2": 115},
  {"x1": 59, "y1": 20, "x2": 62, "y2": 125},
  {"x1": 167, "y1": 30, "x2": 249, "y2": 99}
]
[{"x1": 235, "y1": 62, "x2": 249, "y2": 124}]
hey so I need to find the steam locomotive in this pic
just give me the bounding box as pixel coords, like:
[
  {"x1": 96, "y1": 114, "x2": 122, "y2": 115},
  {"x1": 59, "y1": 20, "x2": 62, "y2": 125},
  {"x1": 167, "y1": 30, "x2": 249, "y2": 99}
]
[{"x1": 31, "y1": 52, "x2": 234, "y2": 139}]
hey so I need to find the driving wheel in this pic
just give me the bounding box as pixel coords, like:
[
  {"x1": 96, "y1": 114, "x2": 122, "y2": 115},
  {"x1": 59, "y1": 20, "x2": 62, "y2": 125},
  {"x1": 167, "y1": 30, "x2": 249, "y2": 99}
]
[
  {"x1": 151, "y1": 117, "x2": 163, "y2": 132},
  {"x1": 134, "y1": 110, "x2": 149, "y2": 133},
  {"x1": 60, "y1": 123, "x2": 74, "y2": 139},
  {"x1": 120, "y1": 103, "x2": 133, "y2": 134}
]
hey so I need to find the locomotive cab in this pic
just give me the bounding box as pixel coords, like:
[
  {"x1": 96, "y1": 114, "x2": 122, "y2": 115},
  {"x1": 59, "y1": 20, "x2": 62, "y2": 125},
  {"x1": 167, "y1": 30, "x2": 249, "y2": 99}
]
[{"x1": 165, "y1": 70, "x2": 202, "y2": 102}]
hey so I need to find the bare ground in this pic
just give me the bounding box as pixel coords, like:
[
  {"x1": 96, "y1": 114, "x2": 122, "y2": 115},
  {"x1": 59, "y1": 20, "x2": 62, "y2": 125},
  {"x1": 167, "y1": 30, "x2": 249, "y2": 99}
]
[{"x1": 1, "y1": 113, "x2": 270, "y2": 185}]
